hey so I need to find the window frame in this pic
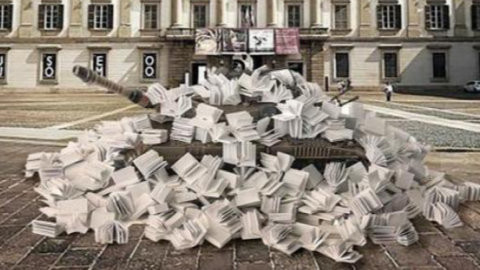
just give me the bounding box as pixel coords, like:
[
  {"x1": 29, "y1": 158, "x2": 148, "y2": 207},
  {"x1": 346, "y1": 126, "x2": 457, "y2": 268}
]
[
  {"x1": 334, "y1": 51, "x2": 350, "y2": 79},
  {"x1": 89, "y1": 4, "x2": 114, "y2": 30},
  {"x1": 140, "y1": 51, "x2": 159, "y2": 82},
  {"x1": 0, "y1": 51, "x2": 7, "y2": 84},
  {"x1": 90, "y1": 51, "x2": 109, "y2": 78},
  {"x1": 472, "y1": 4, "x2": 480, "y2": 30},
  {"x1": 425, "y1": 4, "x2": 449, "y2": 30},
  {"x1": 39, "y1": 50, "x2": 59, "y2": 84},
  {"x1": 381, "y1": 50, "x2": 400, "y2": 81},
  {"x1": 191, "y1": 3, "x2": 209, "y2": 28},
  {"x1": 238, "y1": 3, "x2": 256, "y2": 28},
  {"x1": 285, "y1": 3, "x2": 302, "y2": 28},
  {"x1": 377, "y1": 4, "x2": 401, "y2": 30},
  {"x1": 431, "y1": 51, "x2": 448, "y2": 81},
  {"x1": 142, "y1": 3, "x2": 160, "y2": 30},
  {"x1": 0, "y1": 4, "x2": 12, "y2": 31},
  {"x1": 333, "y1": 4, "x2": 349, "y2": 30}
]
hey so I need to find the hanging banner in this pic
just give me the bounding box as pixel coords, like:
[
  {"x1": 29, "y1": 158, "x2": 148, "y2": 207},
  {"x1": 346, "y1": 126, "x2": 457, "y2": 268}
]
[
  {"x1": 248, "y1": 29, "x2": 275, "y2": 54},
  {"x1": 222, "y1": 29, "x2": 248, "y2": 54},
  {"x1": 275, "y1": 28, "x2": 300, "y2": 55},
  {"x1": 92, "y1": 53, "x2": 107, "y2": 77},
  {"x1": 195, "y1": 29, "x2": 222, "y2": 55},
  {"x1": 0, "y1": 54, "x2": 5, "y2": 80}
]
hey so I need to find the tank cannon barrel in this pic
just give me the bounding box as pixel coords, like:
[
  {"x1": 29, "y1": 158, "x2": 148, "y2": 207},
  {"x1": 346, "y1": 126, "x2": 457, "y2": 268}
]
[{"x1": 72, "y1": 65, "x2": 154, "y2": 109}]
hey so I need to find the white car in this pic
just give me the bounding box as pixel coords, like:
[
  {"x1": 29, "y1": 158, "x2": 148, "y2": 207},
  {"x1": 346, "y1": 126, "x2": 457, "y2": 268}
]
[{"x1": 464, "y1": 80, "x2": 480, "y2": 93}]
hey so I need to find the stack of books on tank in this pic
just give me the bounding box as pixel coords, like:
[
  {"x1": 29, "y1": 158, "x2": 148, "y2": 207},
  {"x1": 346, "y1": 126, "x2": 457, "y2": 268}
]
[
  {"x1": 323, "y1": 120, "x2": 353, "y2": 142},
  {"x1": 191, "y1": 104, "x2": 224, "y2": 130},
  {"x1": 32, "y1": 220, "x2": 65, "y2": 237},
  {"x1": 203, "y1": 199, "x2": 242, "y2": 248},
  {"x1": 223, "y1": 141, "x2": 256, "y2": 167},
  {"x1": 160, "y1": 95, "x2": 193, "y2": 117},
  {"x1": 25, "y1": 152, "x2": 52, "y2": 177},
  {"x1": 140, "y1": 129, "x2": 168, "y2": 145},
  {"x1": 273, "y1": 100, "x2": 304, "y2": 139},
  {"x1": 261, "y1": 223, "x2": 302, "y2": 255},
  {"x1": 238, "y1": 72, "x2": 275, "y2": 97},
  {"x1": 299, "y1": 188, "x2": 341, "y2": 215},
  {"x1": 349, "y1": 188, "x2": 384, "y2": 217},
  {"x1": 260, "y1": 152, "x2": 294, "y2": 173},
  {"x1": 202, "y1": 73, "x2": 241, "y2": 105},
  {"x1": 99, "y1": 166, "x2": 141, "y2": 195},
  {"x1": 268, "y1": 202, "x2": 297, "y2": 224},
  {"x1": 107, "y1": 191, "x2": 135, "y2": 221},
  {"x1": 95, "y1": 221, "x2": 129, "y2": 244},
  {"x1": 170, "y1": 118, "x2": 195, "y2": 143},
  {"x1": 145, "y1": 83, "x2": 169, "y2": 105},
  {"x1": 133, "y1": 150, "x2": 168, "y2": 179},
  {"x1": 226, "y1": 111, "x2": 260, "y2": 142},
  {"x1": 171, "y1": 153, "x2": 208, "y2": 185},
  {"x1": 55, "y1": 198, "x2": 90, "y2": 234},
  {"x1": 261, "y1": 83, "x2": 293, "y2": 103},
  {"x1": 323, "y1": 162, "x2": 348, "y2": 193}
]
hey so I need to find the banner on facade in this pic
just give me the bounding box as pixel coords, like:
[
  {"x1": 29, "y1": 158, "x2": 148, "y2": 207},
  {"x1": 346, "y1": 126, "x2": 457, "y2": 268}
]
[
  {"x1": 248, "y1": 29, "x2": 275, "y2": 54},
  {"x1": 195, "y1": 29, "x2": 222, "y2": 55},
  {"x1": 41, "y1": 53, "x2": 57, "y2": 81},
  {"x1": 222, "y1": 29, "x2": 248, "y2": 53},
  {"x1": 92, "y1": 53, "x2": 107, "y2": 77},
  {"x1": 142, "y1": 53, "x2": 157, "y2": 79},
  {"x1": 275, "y1": 28, "x2": 300, "y2": 55},
  {"x1": 0, "y1": 54, "x2": 5, "y2": 80}
]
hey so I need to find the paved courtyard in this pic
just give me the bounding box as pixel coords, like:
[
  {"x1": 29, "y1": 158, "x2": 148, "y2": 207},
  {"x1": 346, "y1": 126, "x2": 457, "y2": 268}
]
[{"x1": 0, "y1": 90, "x2": 480, "y2": 269}]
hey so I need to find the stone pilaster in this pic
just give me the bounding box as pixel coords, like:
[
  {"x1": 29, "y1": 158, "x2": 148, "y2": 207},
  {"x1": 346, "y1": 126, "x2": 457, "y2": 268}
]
[
  {"x1": 68, "y1": 0, "x2": 83, "y2": 37},
  {"x1": 453, "y1": 0, "x2": 467, "y2": 36},
  {"x1": 18, "y1": 0, "x2": 33, "y2": 38},
  {"x1": 406, "y1": 0, "x2": 422, "y2": 37},
  {"x1": 118, "y1": 0, "x2": 131, "y2": 37},
  {"x1": 358, "y1": 0, "x2": 374, "y2": 37}
]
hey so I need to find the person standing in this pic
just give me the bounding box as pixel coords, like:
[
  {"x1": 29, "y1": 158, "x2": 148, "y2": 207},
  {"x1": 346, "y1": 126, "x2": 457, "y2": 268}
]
[{"x1": 383, "y1": 81, "x2": 394, "y2": 102}]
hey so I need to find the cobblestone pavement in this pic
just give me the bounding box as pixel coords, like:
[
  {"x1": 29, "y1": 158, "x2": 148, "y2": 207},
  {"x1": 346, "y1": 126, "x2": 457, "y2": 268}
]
[
  {"x1": 1, "y1": 92, "x2": 480, "y2": 269},
  {"x1": 1, "y1": 144, "x2": 480, "y2": 270}
]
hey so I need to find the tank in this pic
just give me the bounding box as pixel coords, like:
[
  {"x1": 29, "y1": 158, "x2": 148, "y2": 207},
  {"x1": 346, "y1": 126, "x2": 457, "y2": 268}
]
[{"x1": 72, "y1": 65, "x2": 367, "y2": 167}]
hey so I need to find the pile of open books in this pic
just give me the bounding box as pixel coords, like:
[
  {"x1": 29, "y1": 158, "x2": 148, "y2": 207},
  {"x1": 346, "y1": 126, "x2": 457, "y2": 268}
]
[{"x1": 25, "y1": 65, "x2": 480, "y2": 264}]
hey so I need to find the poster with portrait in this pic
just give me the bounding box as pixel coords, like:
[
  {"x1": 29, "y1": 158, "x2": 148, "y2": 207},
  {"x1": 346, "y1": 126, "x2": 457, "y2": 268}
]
[
  {"x1": 195, "y1": 29, "x2": 222, "y2": 55},
  {"x1": 275, "y1": 28, "x2": 300, "y2": 55},
  {"x1": 248, "y1": 29, "x2": 275, "y2": 54},
  {"x1": 222, "y1": 29, "x2": 248, "y2": 54}
]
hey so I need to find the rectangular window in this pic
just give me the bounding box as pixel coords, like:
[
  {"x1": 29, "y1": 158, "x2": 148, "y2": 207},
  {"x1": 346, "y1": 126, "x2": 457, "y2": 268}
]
[
  {"x1": 238, "y1": 4, "x2": 255, "y2": 27},
  {"x1": 286, "y1": 4, "x2": 301, "y2": 27},
  {"x1": 425, "y1": 5, "x2": 450, "y2": 30},
  {"x1": 334, "y1": 5, "x2": 348, "y2": 29},
  {"x1": 142, "y1": 52, "x2": 158, "y2": 80},
  {"x1": 92, "y1": 53, "x2": 107, "y2": 77},
  {"x1": 0, "y1": 53, "x2": 6, "y2": 81},
  {"x1": 192, "y1": 4, "x2": 208, "y2": 28},
  {"x1": 335, "y1": 52, "x2": 349, "y2": 78},
  {"x1": 383, "y1": 52, "x2": 398, "y2": 78},
  {"x1": 377, "y1": 5, "x2": 401, "y2": 30},
  {"x1": 143, "y1": 3, "x2": 159, "y2": 30},
  {"x1": 432, "y1": 52, "x2": 447, "y2": 79},
  {"x1": 39, "y1": 4, "x2": 64, "y2": 30},
  {"x1": 0, "y1": 4, "x2": 13, "y2": 30},
  {"x1": 41, "y1": 52, "x2": 57, "y2": 82},
  {"x1": 88, "y1": 4, "x2": 114, "y2": 30},
  {"x1": 472, "y1": 5, "x2": 480, "y2": 30}
]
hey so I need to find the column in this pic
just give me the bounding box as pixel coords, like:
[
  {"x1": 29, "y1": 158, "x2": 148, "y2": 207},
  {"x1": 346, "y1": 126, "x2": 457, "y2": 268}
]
[
  {"x1": 18, "y1": 0, "x2": 34, "y2": 37},
  {"x1": 118, "y1": 0, "x2": 131, "y2": 37},
  {"x1": 268, "y1": 0, "x2": 277, "y2": 26},
  {"x1": 217, "y1": 0, "x2": 227, "y2": 26},
  {"x1": 171, "y1": 0, "x2": 183, "y2": 27},
  {"x1": 311, "y1": 0, "x2": 321, "y2": 27}
]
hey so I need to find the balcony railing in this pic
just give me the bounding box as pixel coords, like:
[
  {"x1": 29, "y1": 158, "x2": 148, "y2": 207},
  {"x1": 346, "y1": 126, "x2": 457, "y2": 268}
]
[
  {"x1": 165, "y1": 27, "x2": 330, "y2": 40},
  {"x1": 165, "y1": 28, "x2": 196, "y2": 40}
]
